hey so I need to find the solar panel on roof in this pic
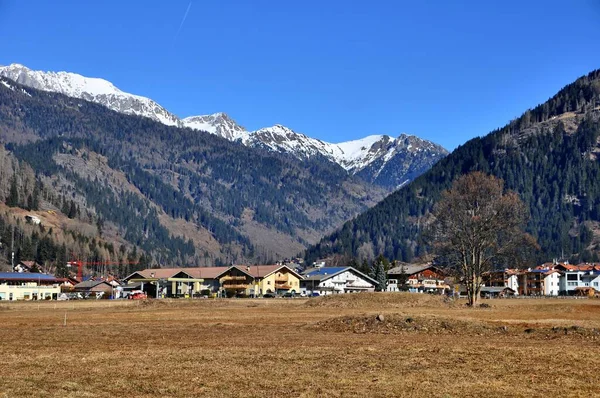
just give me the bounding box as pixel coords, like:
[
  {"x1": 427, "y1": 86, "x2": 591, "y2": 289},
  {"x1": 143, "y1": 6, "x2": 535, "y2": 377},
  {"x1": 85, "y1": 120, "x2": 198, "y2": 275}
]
[{"x1": 0, "y1": 272, "x2": 59, "y2": 280}]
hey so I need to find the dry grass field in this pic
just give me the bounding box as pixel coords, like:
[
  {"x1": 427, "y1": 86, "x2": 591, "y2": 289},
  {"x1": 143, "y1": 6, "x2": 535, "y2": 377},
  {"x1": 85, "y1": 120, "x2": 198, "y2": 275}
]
[{"x1": 1, "y1": 294, "x2": 600, "y2": 397}]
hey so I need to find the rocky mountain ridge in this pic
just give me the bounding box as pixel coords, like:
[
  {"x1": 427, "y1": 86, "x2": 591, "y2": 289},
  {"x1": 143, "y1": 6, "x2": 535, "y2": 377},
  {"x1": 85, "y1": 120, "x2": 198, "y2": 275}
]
[{"x1": 0, "y1": 63, "x2": 447, "y2": 189}]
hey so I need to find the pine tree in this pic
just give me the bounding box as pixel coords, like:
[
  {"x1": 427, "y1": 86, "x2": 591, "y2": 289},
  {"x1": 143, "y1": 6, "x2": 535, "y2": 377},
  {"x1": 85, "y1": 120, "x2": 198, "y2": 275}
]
[
  {"x1": 7, "y1": 176, "x2": 19, "y2": 207},
  {"x1": 32, "y1": 183, "x2": 40, "y2": 211},
  {"x1": 68, "y1": 201, "x2": 77, "y2": 219},
  {"x1": 375, "y1": 260, "x2": 387, "y2": 292}
]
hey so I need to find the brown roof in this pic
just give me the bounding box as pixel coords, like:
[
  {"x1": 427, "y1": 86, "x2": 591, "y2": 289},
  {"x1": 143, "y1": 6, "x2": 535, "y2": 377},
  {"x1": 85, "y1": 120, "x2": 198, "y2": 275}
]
[
  {"x1": 235, "y1": 265, "x2": 282, "y2": 278},
  {"x1": 194, "y1": 267, "x2": 230, "y2": 279},
  {"x1": 127, "y1": 266, "x2": 231, "y2": 281},
  {"x1": 19, "y1": 261, "x2": 41, "y2": 268},
  {"x1": 556, "y1": 263, "x2": 594, "y2": 272},
  {"x1": 132, "y1": 268, "x2": 190, "y2": 279},
  {"x1": 212, "y1": 265, "x2": 303, "y2": 279},
  {"x1": 387, "y1": 263, "x2": 434, "y2": 276},
  {"x1": 235, "y1": 265, "x2": 304, "y2": 279},
  {"x1": 128, "y1": 265, "x2": 302, "y2": 281}
]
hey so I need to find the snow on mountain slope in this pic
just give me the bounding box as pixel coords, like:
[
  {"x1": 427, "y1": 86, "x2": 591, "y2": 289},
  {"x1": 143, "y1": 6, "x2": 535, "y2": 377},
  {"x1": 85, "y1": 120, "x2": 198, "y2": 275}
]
[
  {"x1": 0, "y1": 64, "x2": 181, "y2": 126},
  {"x1": 1, "y1": 63, "x2": 448, "y2": 189},
  {"x1": 248, "y1": 125, "x2": 340, "y2": 161},
  {"x1": 245, "y1": 125, "x2": 447, "y2": 183},
  {"x1": 182, "y1": 112, "x2": 249, "y2": 141}
]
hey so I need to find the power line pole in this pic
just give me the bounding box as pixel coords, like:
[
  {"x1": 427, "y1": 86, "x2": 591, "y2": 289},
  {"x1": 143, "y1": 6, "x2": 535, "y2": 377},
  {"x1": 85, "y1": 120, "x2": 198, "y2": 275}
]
[{"x1": 11, "y1": 225, "x2": 15, "y2": 271}]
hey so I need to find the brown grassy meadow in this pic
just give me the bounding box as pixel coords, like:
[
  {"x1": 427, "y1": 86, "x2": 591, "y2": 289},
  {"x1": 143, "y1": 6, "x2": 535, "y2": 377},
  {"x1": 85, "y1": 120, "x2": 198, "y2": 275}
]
[{"x1": 1, "y1": 294, "x2": 599, "y2": 397}]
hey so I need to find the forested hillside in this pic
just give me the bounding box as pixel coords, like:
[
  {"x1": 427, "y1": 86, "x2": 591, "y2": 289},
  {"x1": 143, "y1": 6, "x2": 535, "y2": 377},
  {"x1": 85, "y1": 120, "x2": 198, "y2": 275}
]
[
  {"x1": 0, "y1": 146, "x2": 150, "y2": 275},
  {"x1": 306, "y1": 69, "x2": 600, "y2": 265},
  {"x1": 0, "y1": 76, "x2": 386, "y2": 268}
]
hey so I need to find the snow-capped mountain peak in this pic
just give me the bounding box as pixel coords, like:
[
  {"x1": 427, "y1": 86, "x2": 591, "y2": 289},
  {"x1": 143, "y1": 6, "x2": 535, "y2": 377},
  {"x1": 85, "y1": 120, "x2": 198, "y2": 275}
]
[
  {"x1": 182, "y1": 112, "x2": 249, "y2": 141},
  {"x1": 0, "y1": 63, "x2": 180, "y2": 126}
]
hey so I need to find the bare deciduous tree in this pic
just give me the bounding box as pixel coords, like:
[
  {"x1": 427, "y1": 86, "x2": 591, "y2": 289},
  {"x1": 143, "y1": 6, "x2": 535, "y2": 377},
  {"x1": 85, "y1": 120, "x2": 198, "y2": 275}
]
[{"x1": 429, "y1": 172, "x2": 537, "y2": 306}]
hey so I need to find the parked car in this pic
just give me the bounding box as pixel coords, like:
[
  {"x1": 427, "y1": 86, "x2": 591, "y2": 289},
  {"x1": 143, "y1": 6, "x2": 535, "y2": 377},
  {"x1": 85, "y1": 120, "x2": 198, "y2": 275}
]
[
  {"x1": 263, "y1": 293, "x2": 276, "y2": 298},
  {"x1": 130, "y1": 291, "x2": 147, "y2": 300},
  {"x1": 283, "y1": 292, "x2": 296, "y2": 298},
  {"x1": 311, "y1": 292, "x2": 320, "y2": 297}
]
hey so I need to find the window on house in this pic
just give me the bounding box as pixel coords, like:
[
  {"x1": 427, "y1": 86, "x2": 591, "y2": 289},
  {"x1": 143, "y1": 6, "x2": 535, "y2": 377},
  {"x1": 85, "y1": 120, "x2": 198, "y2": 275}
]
[{"x1": 267, "y1": 281, "x2": 271, "y2": 285}]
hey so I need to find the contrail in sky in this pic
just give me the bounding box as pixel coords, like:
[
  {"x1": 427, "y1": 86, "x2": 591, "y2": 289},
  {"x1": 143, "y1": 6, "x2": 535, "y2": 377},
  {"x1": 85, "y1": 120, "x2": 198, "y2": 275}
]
[{"x1": 174, "y1": 2, "x2": 192, "y2": 42}]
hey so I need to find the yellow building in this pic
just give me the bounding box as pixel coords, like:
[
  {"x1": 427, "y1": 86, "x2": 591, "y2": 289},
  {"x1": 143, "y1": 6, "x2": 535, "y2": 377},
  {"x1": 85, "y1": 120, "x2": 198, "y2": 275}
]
[
  {"x1": 0, "y1": 272, "x2": 63, "y2": 301},
  {"x1": 257, "y1": 266, "x2": 303, "y2": 295},
  {"x1": 216, "y1": 265, "x2": 303, "y2": 297}
]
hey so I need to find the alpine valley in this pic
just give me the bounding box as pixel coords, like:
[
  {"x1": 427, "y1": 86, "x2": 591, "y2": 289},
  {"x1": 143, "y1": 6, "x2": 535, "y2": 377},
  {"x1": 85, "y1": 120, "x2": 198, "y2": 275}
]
[{"x1": 0, "y1": 64, "x2": 446, "y2": 270}]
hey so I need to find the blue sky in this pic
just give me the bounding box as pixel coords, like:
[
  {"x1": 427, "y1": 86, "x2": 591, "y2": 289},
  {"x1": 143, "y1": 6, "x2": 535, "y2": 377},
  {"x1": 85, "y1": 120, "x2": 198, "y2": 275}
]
[{"x1": 1, "y1": 0, "x2": 600, "y2": 150}]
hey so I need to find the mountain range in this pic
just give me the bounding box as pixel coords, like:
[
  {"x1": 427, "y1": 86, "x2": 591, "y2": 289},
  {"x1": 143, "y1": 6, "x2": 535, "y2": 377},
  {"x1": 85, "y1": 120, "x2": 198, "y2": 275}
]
[{"x1": 0, "y1": 63, "x2": 447, "y2": 190}]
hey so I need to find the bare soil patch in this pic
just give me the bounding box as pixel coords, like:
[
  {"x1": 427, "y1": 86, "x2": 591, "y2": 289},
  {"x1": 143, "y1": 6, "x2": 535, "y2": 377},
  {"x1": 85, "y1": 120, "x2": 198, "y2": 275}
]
[
  {"x1": 314, "y1": 313, "x2": 600, "y2": 339},
  {"x1": 305, "y1": 292, "x2": 452, "y2": 308}
]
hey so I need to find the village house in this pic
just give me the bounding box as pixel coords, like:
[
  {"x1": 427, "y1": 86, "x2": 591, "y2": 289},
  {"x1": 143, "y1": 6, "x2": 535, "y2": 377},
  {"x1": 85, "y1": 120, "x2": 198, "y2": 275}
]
[
  {"x1": 0, "y1": 272, "x2": 63, "y2": 301},
  {"x1": 518, "y1": 268, "x2": 560, "y2": 296},
  {"x1": 386, "y1": 263, "x2": 448, "y2": 293},
  {"x1": 13, "y1": 260, "x2": 44, "y2": 273},
  {"x1": 123, "y1": 268, "x2": 206, "y2": 298},
  {"x1": 73, "y1": 280, "x2": 115, "y2": 298},
  {"x1": 300, "y1": 267, "x2": 377, "y2": 295},
  {"x1": 482, "y1": 269, "x2": 520, "y2": 293},
  {"x1": 215, "y1": 265, "x2": 303, "y2": 297},
  {"x1": 555, "y1": 263, "x2": 600, "y2": 295},
  {"x1": 254, "y1": 265, "x2": 303, "y2": 295}
]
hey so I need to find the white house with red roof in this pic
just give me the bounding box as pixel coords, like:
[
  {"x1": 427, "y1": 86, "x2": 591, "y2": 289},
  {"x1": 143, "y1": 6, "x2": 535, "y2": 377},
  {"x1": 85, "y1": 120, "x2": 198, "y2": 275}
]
[{"x1": 555, "y1": 263, "x2": 600, "y2": 295}]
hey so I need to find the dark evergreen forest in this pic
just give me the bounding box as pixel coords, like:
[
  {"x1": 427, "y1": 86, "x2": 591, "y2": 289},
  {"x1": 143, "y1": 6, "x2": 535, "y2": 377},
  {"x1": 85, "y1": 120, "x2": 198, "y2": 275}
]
[{"x1": 306, "y1": 70, "x2": 600, "y2": 265}]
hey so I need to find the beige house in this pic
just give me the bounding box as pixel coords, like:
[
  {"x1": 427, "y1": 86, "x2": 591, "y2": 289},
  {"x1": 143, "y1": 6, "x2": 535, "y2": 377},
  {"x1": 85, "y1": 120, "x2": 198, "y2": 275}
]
[
  {"x1": 124, "y1": 268, "x2": 205, "y2": 298},
  {"x1": 0, "y1": 272, "x2": 63, "y2": 301}
]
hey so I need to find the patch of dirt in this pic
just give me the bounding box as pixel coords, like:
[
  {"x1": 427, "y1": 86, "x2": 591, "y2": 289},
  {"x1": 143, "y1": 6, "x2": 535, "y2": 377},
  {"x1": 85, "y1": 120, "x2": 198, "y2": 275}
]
[
  {"x1": 314, "y1": 313, "x2": 600, "y2": 339},
  {"x1": 305, "y1": 292, "x2": 453, "y2": 309}
]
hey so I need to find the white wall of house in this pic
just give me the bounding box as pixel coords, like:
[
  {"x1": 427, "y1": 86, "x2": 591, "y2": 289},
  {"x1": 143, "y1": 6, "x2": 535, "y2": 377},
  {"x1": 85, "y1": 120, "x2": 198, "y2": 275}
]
[
  {"x1": 386, "y1": 279, "x2": 400, "y2": 292},
  {"x1": 589, "y1": 275, "x2": 600, "y2": 290},
  {"x1": 543, "y1": 273, "x2": 560, "y2": 296},
  {"x1": 506, "y1": 275, "x2": 519, "y2": 294},
  {"x1": 0, "y1": 283, "x2": 60, "y2": 301},
  {"x1": 579, "y1": 273, "x2": 600, "y2": 291},
  {"x1": 303, "y1": 270, "x2": 375, "y2": 295},
  {"x1": 560, "y1": 271, "x2": 586, "y2": 294}
]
